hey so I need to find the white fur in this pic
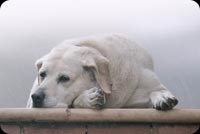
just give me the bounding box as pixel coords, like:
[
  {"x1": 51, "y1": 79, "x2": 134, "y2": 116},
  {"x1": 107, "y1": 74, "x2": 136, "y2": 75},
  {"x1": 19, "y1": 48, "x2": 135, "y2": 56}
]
[{"x1": 27, "y1": 34, "x2": 178, "y2": 110}]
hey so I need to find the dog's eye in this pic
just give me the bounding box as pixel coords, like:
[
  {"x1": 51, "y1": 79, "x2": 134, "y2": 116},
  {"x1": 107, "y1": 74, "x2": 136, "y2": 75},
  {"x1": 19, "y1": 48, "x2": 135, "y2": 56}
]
[
  {"x1": 57, "y1": 75, "x2": 70, "y2": 83},
  {"x1": 40, "y1": 72, "x2": 46, "y2": 79}
]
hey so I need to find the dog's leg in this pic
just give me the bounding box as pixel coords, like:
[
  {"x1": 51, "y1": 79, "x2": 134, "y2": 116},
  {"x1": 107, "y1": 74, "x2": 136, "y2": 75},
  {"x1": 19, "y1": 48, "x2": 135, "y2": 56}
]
[
  {"x1": 72, "y1": 87, "x2": 106, "y2": 109},
  {"x1": 125, "y1": 86, "x2": 178, "y2": 110},
  {"x1": 126, "y1": 69, "x2": 178, "y2": 110},
  {"x1": 140, "y1": 69, "x2": 178, "y2": 110}
]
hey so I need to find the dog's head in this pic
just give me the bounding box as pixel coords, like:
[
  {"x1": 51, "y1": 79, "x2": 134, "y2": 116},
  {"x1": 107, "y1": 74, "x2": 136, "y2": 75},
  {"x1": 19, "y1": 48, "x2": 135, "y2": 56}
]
[{"x1": 29, "y1": 45, "x2": 111, "y2": 108}]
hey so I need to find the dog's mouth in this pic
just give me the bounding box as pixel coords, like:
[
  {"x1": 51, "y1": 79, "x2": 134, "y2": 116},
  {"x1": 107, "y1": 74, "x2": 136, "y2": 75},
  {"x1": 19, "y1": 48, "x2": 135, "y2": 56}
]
[
  {"x1": 31, "y1": 91, "x2": 77, "y2": 108},
  {"x1": 32, "y1": 103, "x2": 43, "y2": 108},
  {"x1": 44, "y1": 97, "x2": 58, "y2": 108},
  {"x1": 32, "y1": 97, "x2": 72, "y2": 108},
  {"x1": 32, "y1": 97, "x2": 58, "y2": 108}
]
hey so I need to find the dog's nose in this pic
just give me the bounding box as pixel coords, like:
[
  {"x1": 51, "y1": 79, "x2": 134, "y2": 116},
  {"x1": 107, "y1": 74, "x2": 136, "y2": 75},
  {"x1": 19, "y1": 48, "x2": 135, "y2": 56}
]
[{"x1": 31, "y1": 91, "x2": 45, "y2": 107}]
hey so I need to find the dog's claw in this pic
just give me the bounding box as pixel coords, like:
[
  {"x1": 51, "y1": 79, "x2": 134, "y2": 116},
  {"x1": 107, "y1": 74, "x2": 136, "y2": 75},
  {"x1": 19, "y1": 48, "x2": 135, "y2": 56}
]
[
  {"x1": 154, "y1": 97, "x2": 178, "y2": 111},
  {"x1": 151, "y1": 90, "x2": 178, "y2": 111}
]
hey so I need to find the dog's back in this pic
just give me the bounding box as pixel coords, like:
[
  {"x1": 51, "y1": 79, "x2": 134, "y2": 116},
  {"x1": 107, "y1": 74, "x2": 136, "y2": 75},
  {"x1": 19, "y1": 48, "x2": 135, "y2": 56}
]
[{"x1": 56, "y1": 34, "x2": 155, "y2": 107}]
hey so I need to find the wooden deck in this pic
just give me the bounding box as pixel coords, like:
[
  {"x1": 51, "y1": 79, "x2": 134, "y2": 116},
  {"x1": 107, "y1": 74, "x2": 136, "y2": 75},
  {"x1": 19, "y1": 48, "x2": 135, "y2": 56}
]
[{"x1": 0, "y1": 108, "x2": 200, "y2": 134}]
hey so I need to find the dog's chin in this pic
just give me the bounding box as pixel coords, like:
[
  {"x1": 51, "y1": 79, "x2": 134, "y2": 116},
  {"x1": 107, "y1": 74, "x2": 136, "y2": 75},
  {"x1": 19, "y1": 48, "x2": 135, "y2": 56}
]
[
  {"x1": 31, "y1": 97, "x2": 69, "y2": 108},
  {"x1": 43, "y1": 102, "x2": 69, "y2": 108},
  {"x1": 36, "y1": 97, "x2": 58, "y2": 108},
  {"x1": 31, "y1": 102, "x2": 57, "y2": 108},
  {"x1": 39, "y1": 103, "x2": 69, "y2": 108},
  {"x1": 32, "y1": 97, "x2": 58, "y2": 108}
]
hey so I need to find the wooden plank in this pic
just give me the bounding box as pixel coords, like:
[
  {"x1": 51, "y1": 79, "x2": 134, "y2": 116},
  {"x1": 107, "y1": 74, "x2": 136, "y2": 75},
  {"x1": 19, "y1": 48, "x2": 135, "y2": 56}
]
[
  {"x1": 23, "y1": 125, "x2": 84, "y2": 134},
  {"x1": 1, "y1": 123, "x2": 199, "y2": 134},
  {"x1": 152, "y1": 124, "x2": 200, "y2": 134},
  {"x1": 1, "y1": 125, "x2": 21, "y2": 134},
  {"x1": 87, "y1": 124, "x2": 150, "y2": 134},
  {"x1": 0, "y1": 109, "x2": 200, "y2": 123},
  {"x1": 1, "y1": 124, "x2": 85, "y2": 134}
]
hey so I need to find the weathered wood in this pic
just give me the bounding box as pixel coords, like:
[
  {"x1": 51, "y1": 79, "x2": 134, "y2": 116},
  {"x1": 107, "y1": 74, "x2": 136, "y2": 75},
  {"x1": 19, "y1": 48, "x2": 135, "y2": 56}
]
[
  {"x1": 0, "y1": 108, "x2": 199, "y2": 123},
  {"x1": 1, "y1": 123, "x2": 199, "y2": 134}
]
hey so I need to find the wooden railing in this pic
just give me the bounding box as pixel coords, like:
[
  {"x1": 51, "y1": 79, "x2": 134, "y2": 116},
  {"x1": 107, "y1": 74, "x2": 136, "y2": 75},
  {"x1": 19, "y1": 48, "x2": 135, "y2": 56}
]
[{"x1": 0, "y1": 108, "x2": 200, "y2": 134}]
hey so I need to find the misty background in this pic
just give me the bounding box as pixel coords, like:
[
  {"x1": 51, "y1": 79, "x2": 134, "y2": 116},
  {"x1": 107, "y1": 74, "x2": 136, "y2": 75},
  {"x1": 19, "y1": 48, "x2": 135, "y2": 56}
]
[{"x1": 0, "y1": 0, "x2": 199, "y2": 108}]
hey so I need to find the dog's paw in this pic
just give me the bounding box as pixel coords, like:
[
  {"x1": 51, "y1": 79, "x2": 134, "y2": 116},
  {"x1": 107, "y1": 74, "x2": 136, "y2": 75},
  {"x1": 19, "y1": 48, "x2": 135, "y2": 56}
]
[
  {"x1": 151, "y1": 90, "x2": 178, "y2": 111},
  {"x1": 86, "y1": 87, "x2": 106, "y2": 109},
  {"x1": 72, "y1": 87, "x2": 106, "y2": 109}
]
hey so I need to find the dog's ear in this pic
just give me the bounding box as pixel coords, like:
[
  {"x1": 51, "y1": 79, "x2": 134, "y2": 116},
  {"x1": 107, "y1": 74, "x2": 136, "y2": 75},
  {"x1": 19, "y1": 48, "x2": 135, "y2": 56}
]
[
  {"x1": 35, "y1": 58, "x2": 43, "y2": 72},
  {"x1": 83, "y1": 54, "x2": 112, "y2": 94},
  {"x1": 35, "y1": 54, "x2": 49, "y2": 71},
  {"x1": 35, "y1": 58, "x2": 43, "y2": 85},
  {"x1": 35, "y1": 55, "x2": 48, "y2": 84}
]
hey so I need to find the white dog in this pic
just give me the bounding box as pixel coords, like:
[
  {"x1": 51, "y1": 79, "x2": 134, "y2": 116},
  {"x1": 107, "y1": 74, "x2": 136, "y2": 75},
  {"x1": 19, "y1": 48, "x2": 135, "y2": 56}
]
[{"x1": 27, "y1": 34, "x2": 178, "y2": 110}]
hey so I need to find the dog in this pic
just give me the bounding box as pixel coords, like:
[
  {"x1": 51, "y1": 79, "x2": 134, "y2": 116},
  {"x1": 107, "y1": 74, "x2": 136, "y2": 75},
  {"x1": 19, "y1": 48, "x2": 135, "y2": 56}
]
[{"x1": 27, "y1": 34, "x2": 178, "y2": 110}]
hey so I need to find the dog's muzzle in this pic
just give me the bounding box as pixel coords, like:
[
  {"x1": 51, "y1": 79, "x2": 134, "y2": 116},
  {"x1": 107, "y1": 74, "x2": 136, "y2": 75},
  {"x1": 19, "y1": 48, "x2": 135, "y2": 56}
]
[{"x1": 31, "y1": 91, "x2": 45, "y2": 108}]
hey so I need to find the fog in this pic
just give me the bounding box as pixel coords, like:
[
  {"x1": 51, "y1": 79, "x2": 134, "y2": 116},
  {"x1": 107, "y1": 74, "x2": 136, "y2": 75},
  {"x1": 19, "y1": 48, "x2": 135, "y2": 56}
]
[{"x1": 0, "y1": 0, "x2": 199, "y2": 108}]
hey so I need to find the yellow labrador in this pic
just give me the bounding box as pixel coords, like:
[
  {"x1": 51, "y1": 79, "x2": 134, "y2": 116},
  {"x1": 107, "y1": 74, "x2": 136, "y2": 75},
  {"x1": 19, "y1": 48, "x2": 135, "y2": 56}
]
[{"x1": 27, "y1": 34, "x2": 178, "y2": 110}]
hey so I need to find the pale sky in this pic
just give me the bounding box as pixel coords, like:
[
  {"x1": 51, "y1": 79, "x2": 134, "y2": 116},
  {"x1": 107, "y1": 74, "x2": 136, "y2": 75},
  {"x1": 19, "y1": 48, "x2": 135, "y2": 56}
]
[{"x1": 0, "y1": 0, "x2": 199, "y2": 108}]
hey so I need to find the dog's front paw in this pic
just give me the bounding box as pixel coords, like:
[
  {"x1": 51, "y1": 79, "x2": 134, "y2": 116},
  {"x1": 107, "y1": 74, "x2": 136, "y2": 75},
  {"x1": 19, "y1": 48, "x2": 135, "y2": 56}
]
[
  {"x1": 86, "y1": 87, "x2": 106, "y2": 109},
  {"x1": 73, "y1": 87, "x2": 106, "y2": 109},
  {"x1": 150, "y1": 90, "x2": 178, "y2": 111}
]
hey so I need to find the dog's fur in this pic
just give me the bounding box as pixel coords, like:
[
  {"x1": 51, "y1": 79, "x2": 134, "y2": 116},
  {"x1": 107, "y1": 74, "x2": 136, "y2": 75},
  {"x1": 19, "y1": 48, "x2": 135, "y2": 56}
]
[{"x1": 27, "y1": 34, "x2": 178, "y2": 110}]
